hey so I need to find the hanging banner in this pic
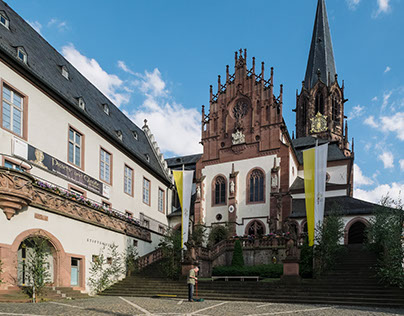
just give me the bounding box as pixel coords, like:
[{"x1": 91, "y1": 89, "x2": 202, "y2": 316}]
[
  {"x1": 173, "y1": 170, "x2": 194, "y2": 249},
  {"x1": 303, "y1": 143, "x2": 328, "y2": 246}
]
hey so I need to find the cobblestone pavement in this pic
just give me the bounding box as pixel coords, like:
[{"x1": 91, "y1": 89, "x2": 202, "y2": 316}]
[{"x1": 0, "y1": 296, "x2": 403, "y2": 316}]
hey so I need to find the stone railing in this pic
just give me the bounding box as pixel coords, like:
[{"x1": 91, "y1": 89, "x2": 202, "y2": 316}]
[
  {"x1": 137, "y1": 248, "x2": 164, "y2": 270},
  {"x1": 197, "y1": 237, "x2": 288, "y2": 262},
  {"x1": 0, "y1": 167, "x2": 151, "y2": 242}
]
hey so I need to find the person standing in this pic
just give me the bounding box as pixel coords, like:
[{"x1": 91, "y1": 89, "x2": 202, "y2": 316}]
[{"x1": 187, "y1": 266, "x2": 199, "y2": 302}]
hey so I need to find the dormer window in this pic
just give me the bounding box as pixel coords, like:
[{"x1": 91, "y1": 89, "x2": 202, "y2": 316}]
[
  {"x1": 116, "y1": 130, "x2": 123, "y2": 141},
  {"x1": 61, "y1": 66, "x2": 69, "y2": 80},
  {"x1": 78, "y1": 97, "x2": 85, "y2": 110},
  {"x1": 145, "y1": 154, "x2": 150, "y2": 162},
  {"x1": 0, "y1": 12, "x2": 9, "y2": 29},
  {"x1": 103, "y1": 104, "x2": 109, "y2": 115},
  {"x1": 132, "y1": 131, "x2": 138, "y2": 140},
  {"x1": 17, "y1": 48, "x2": 27, "y2": 64}
]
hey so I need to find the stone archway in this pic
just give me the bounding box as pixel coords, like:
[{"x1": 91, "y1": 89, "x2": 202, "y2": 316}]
[
  {"x1": 9, "y1": 229, "x2": 71, "y2": 288},
  {"x1": 345, "y1": 218, "x2": 369, "y2": 245},
  {"x1": 245, "y1": 220, "x2": 266, "y2": 236}
]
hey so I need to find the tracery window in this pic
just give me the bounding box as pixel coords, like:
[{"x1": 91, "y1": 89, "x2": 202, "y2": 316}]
[
  {"x1": 249, "y1": 169, "x2": 265, "y2": 203},
  {"x1": 247, "y1": 220, "x2": 265, "y2": 236},
  {"x1": 331, "y1": 94, "x2": 339, "y2": 122},
  {"x1": 315, "y1": 92, "x2": 324, "y2": 115},
  {"x1": 213, "y1": 176, "x2": 226, "y2": 205}
]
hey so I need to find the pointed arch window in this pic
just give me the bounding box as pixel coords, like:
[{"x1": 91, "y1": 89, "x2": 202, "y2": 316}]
[
  {"x1": 246, "y1": 220, "x2": 265, "y2": 236},
  {"x1": 248, "y1": 169, "x2": 265, "y2": 203},
  {"x1": 213, "y1": 175, "x2": 226, "y2": 205},
  {"x1": 331, "y1": 94, "x2": 339, "y2": 122},
  {"x1": 315, "y1": 92, "x2": 324, "y2": 115}
]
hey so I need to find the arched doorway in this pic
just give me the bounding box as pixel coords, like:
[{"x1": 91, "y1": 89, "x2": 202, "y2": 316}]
[
  {"x1": 17, "y1": 237, "x2": 55, "y2": 286},
  {"x1": 348, "y1": 221, "x2": 367, "y2": 244}
]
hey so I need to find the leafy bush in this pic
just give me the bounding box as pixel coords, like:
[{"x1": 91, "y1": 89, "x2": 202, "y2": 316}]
[
  {"x1": 231, "y1": 239, "x2": 244, "y2": 267},
  {"x1": 299, "y1": 236, "x2": 313, "y2": 278},
  {"x1": 125, "y1": 245, "x2": 139, "y2": 276},
  {"x1": 314, "y1": 208, "x2": 345, "y2": 276},
  {"x1": 88, "y1": 243, "x2": 123, "y2": 294},
  {"x1": 212, "y1": 264, "x2": 283, "y2": 278},
  {"x1": 158, "y1": 229, "x2": 182, "y2": 280},
  {"x1": 208, "y1": 225, "x2": 230, "y2": 246},
  {"x1": 366, "y1": 197, "x2": 404, "y2": 288},
  {"x1": 190, "y1": 225, "x2": 206, "y2": 247}
]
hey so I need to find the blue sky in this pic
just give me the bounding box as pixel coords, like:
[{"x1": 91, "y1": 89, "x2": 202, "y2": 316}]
[{"x1": 6, "y1": 0, "x2": 403, "y2": 204}]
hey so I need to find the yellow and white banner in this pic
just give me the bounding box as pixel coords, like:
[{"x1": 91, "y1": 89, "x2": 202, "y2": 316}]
[
  {"x1": 303, "y1": 143, "x2": 328, "y2": 246},
  {"x1": 173, "y1": 170, "x2": 194, "y2": 249}
]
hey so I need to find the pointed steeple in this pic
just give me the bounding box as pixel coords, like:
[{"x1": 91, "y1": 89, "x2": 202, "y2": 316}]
[{"x1": 304, "y1": 0, "x2": 336, "y2": 89}]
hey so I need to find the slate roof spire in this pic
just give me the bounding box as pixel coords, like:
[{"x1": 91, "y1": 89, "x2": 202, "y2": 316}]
[{"x1": 304, "y1": 0, "x2": 336, "y2": 89}]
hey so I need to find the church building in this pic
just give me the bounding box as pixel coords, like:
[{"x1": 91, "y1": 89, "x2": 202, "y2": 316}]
[{"x1": 168, "y1": 0, "x2": 379, "y2": 245}]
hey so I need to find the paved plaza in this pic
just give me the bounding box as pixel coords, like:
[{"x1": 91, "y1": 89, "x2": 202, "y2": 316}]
[{"x1": 0, "y1": 297, "x2": 403, "y2": 316}]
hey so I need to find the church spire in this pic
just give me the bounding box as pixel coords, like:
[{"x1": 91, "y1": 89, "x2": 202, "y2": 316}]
[{"x1": 304, "y1": 0, "x2": 336, "y2": 89}]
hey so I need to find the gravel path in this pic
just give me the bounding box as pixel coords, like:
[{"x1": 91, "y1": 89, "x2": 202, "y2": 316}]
[{"x1": 0, "y1": 296, "x2": 403, "y2": 316}]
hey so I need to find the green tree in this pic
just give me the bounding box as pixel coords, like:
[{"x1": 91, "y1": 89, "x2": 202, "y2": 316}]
[
  {"x1": 366, "y1": 197, "x2": 404, "y2": 288},
  {"x1": 190, "y1": 225, "x2": 206, "y2": 247},
  {"x1": 299, "y1": 236, "x2": 314, "y2": 278},
  {"x1": 231, "y1": 239, "x2": 244, "y2": 267},
  {"x1": 23, "y1": 237, "x2": 52, "y2": 301},
  {"x1": 125, "y1": 244, "x2": 139, "y2": 276},
  {"x1": 208, "y1": 225, "x2": 230, "y2": 247},
  {"x1": 314, "y1": 208, "x2": 345, "y2": 276},
  {"x1": 158, "y1": 229, "x2": 182, "y2": 280},
  {"x1": 88, "y1": 243, "x2": 124, "y2": 294}
]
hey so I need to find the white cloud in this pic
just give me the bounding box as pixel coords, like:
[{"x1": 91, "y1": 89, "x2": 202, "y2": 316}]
[
  {"x1": 48, "y1": 18, "x2": 68, "y2": 31},
  {"x1": 380, "y1": 112, "x2": 404, "y2": 140},
  {"x1": 134, "y1": 68, "x2": 167, "y2": 97},
  {"x1": 346, "y1": 0, "x2": 361, "y2": 10},
  {"x1": 348, "y1": 104, "x2": 364, "y2": 120},
  {"x1": 354, "y1": 182, "x2": 403, "y2": 204},
  {"x1": 62, "y1": 43, "x2": 129, "y2": 106},
  {"x1": 373, "y1": 0, "x2": 391, "y2": 17},
  {"x1": 399, "y1": 159, "x2": 404, "y2": 171},
  {"x1": 371, "y1": 96, "x2": 378, "y2": 102},
  {"x1": 364, "y1": 116, "x2": 378, "y2": 128},
  {"x1": 27, "y1": 21, "x2": 42, "y2": 34},
  {"x1": 129, "y1": 69, "x2": 202, "y2": 156},
  {"x1": 117, "y1": 61, "x2": 135, "y2": 75},
  {"x1": 354, "y1": 164, "x2": 374, "y2": 186},
  {"x1": 381, "y1": 90, "x2": 392, "y2": 111},
  {"x1": 378, "y1": 151, "x2": 394, "y2": 168},
  {"x1": 384, "y1": 66, "x2": 391, "y2": 73}
]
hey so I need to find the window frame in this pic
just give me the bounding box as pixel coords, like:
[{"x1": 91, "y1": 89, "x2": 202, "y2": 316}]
[
  {"x1": 246, "y1": 167, "x2": 266, "y2": 204},
  {"x1": 67, "y1": 125, "x2": 85, "y2": 170},
  {"x1": 212, "y1": 174, "x2": 227, "y2": 207},
  {"x1": 1, "y1": 80, "x2": 28, "y2": 141},
  {"x1": 0, "y1": 12, "x2": 9, "y2": 29},
  {"x1": 101, "y1": 200, "x2": 112, "y2": 211},
  {"x1": 123, "y1": 164, "x2": 134, "y2": 197},
  {"x1": 68, "y1": 184, "x2": 87, "y2": 198},
  {"x1": 158, "y1": 187, "x2": 165, "y2": 214},
  {"x1": 17, "y1": 47, "x2": 27, "y2": 64},
  {"x1": 61, "y1": 66, "x2": 69, "y2": 80},
  {"x1": 142, "y1": 177, "x2": 151, "y2": 206},
  {"x1": 99, "y1": 147, "x2": 113, "y2": 185},
  {"x1": 2, "y1": 157, "x2": 29, "y2": 172}
]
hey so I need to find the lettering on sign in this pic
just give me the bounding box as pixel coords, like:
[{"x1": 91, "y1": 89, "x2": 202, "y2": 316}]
[
  {"x1": 26, "y1": 144, "x2": 104, "y2": 196},
  {"x1": 86, "y1": 238, "x2": 114, "y2": 248}
]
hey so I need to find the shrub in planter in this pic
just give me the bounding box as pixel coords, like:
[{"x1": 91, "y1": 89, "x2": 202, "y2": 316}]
[
  {"x1": 212, "y1": 264, "x2": 283, "y2": 278},
  {"x1": 231, "y1": 239, "x2": 244, "y2": 267}
]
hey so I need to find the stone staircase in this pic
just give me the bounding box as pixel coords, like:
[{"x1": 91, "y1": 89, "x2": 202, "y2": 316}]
[
  {"x1": 42, "y1": 287, "x2": 89, "y2": 300},
  {"x1": 101, "y1": 245, "x2": 404, "y2": 308}
]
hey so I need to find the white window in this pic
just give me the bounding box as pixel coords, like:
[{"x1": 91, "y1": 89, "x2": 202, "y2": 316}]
[
  {"x1": 143, "y1": 178, "x2": 150, "y2": 205},
  {"x1": 68, "y1": 127, "x2": 82, "y2": 167},
  {"x1": 133, "y1": 131, "x2": 138, "y2": 140},
  {"x1": 143, "y1": 219, "x2": 150, "y2": 228},
  {"x1": 116, "y1": 130, "x2": 122, "y2": 141},
  {"x1": 102, "y1": 201, "x2": 111, "y2": 210},
  {"x1": 4, "y1": 160, "x2": 25, "y2": 172},
  {"x1": 69, "y1": 187, "x2": 85, "y2": 197},
  {"x1": 0, "y1": 12, "x2": 9, "y2": 29},
  {"x1": 2, "y1": 85, "x2": 23, "y2": 136},
  {"x1": 62, "y1": 66, "x2": 69, "y2": 80},
  {"x1": 100, "y1": 148, "x2": 112, "y2": 183},
  {"x1": 78, "y1": 97, "x2": 85, "y2": 110},
  {"x1": 145, "y1": 154, "x2": 150, "y2": 162},
  {"x1": 158, "y1": 188, "x2": 164, "y2": 213},
  {"x1": 17, "y1": 48, "x2": 27, "y2": 63},
  {"x1": 103, "y1": 104, "x2": 109, "y2": 115},
  {"x1": 124, "y1": 165, "x2": 133, "y2": 195}
]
